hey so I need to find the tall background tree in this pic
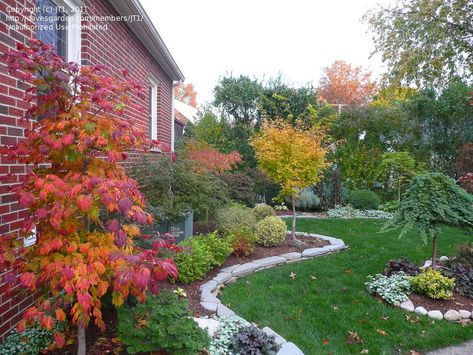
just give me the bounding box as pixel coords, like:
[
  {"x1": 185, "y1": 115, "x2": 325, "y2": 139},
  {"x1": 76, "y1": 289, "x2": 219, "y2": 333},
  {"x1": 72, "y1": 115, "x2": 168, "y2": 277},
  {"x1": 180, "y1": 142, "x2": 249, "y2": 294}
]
[
  {"x1": 174, "y1": 82, "x2": 198, "y2": 108},
  {"x1": 317, "y1": 60, "x2": 378, "y2": 107},
  {"x1": 364, "y1": 0, "x2": 473, "y2": 87}
]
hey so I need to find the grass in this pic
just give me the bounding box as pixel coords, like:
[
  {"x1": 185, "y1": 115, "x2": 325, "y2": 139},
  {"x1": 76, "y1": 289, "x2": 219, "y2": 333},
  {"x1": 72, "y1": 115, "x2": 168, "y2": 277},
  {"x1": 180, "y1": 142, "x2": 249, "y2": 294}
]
[{"x1": 220, "y1": 218, "x2": 473, "y2": 354}]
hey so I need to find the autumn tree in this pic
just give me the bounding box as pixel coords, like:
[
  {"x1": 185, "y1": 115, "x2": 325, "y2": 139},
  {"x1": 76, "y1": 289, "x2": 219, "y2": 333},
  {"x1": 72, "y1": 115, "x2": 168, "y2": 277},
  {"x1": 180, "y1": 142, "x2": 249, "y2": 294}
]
[
  {"x1": 185, "y1": 140, "x2": 242, "y2": 174},
  {"x1": 364, "y1": 0, "x2": 473, "y2": 87},
  {"x1": 251, "y1": 119, "x2": 327, "y2": 242},
  {"x1": 174, "y1": 82, "x2": 198, "y2": 108},
  {"x1": 318, "y1": 60, "x2": 378, "y2": 107},
  {"x1": 0, "y1": 41, "x2": 179, "y2": 354}
]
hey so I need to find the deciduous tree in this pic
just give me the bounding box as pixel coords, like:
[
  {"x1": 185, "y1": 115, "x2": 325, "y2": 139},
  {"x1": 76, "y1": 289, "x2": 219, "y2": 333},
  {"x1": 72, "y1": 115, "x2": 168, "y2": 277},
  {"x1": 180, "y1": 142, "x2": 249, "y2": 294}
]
[
  {"x1": 318, "y1": 60, "x2": 377, "y2": 106},
  {"x1": 0, "y1": 40, "x2": 178, "y2": 354},
  {"x1": 185, "y1": 140, "x2": 241, "y2": 174},
  {"x1": 174, "y1": 82, "x2": 198, "y2": 108},
  {"x1": 364, "y1": 0, "x2": 473, "y2": 87},
  {"x1": 251, "y1": 119, "x2": 327, "y2": 241}
]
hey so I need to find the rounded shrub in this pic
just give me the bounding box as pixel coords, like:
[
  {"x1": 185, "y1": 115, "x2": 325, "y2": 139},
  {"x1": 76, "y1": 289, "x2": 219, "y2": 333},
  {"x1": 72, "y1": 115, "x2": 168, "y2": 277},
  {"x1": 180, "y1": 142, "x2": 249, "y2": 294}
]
[
  {"x1": 347, "y1": 189, "x2": 380, "y2": 210},
  {"x1": 409, "y1": 269, "x2": 455, "y2": 300},
  {"x1": 253, "y1": 204, "x2": 276, "y2": 221},
  {"x1": 255, "y1": 216, "x2": 287, "y2": 247},
  {"x1": 215, "y1": 205, "x2": 257, "y2": 234},
  {"x1": 295, "y1": 188, "x2": 320, "y2": 211}
]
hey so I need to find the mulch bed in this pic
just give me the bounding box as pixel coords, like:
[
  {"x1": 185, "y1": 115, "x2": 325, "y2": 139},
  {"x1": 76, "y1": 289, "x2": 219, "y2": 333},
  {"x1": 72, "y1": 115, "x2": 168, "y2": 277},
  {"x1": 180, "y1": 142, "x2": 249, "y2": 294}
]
[
  {"x1": 53, "y1": 234, "x2": 328, "y2": 354},
  {"x1": 409, "y1": 292, "x2": 473, "y2": 313}
]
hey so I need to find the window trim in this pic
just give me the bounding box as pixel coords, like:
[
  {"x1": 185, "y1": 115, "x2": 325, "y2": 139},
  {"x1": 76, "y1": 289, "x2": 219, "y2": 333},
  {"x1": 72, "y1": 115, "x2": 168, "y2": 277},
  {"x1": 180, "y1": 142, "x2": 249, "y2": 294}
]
[
  {"x1": 47, "y1": 0, "x2": 82, "y2": 62},
  {"x1": 149, "y1": 78, "x2": 158, "y2": 141}
]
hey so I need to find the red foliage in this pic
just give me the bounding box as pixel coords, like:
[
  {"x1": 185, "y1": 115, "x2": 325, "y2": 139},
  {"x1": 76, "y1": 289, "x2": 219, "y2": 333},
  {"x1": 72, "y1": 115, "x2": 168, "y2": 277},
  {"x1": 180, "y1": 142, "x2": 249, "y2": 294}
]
[
  {"x1": 458, "y1": 173, "x2": 473, "y2": 194},
  {"x1": 318, "y1": 60, "x2": 378, "y2": 106},
  {"x1": 174, "y1": 82, "x2": 198, "y2": 108},
  {"x1": 185, "y1": 140, "x2": 241, "y2": 174},
  {"x1": 454, "y1": 143, "x2": 473, "y2": 176},
  {"x1": 0, "y1": 40, "x2": 178, "y2": 344}
]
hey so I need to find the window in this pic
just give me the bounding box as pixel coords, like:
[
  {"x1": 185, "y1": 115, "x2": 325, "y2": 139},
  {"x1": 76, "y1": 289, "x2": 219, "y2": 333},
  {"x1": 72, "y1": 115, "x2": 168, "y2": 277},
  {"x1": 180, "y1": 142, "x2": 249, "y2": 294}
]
[
  {"x1": 35, "y1": 0, "x2": 81, "y2": 62},
  {"x1": 149, "y1": 79, "x2": 158, "y2": 140}
]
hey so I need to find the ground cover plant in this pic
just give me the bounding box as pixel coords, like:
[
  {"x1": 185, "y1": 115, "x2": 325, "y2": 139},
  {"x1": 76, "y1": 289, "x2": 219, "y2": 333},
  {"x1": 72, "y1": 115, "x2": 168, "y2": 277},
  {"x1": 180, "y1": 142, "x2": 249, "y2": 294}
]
[{"x1": 220, "y1": 218, "x2": 473, "y2": 354}]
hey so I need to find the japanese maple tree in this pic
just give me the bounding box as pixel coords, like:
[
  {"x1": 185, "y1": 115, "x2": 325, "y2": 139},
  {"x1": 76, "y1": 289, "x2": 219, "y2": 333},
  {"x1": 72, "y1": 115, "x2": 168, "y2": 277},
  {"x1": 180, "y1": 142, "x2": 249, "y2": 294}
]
[
  {"x1": 0, "y1": 40, "x2": 179, "y2": 354},
  {"x1": 251, "y1": 119, "x2": 327, "y2": 241},
  {"x1": 185, "y1": 140, "x2": 241, "y2": 174}
]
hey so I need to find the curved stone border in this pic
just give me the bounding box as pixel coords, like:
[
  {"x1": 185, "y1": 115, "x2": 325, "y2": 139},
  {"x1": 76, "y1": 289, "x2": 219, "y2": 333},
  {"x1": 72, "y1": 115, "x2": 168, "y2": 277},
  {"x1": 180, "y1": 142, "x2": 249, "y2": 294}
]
[
  {"x1": 398, "y1": 298, "x2": 472, "y2": 322},
  {"x1": 198, "y1": 233, "x2": 348, "y2": 355}
]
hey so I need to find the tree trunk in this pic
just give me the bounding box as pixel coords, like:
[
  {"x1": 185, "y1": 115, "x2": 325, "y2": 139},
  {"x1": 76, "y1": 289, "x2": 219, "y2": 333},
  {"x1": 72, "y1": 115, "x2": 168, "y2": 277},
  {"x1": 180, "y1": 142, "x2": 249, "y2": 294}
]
[
  {"x1": 291, "y1": 196, "x2": 296, "y2": 239},
  {"x1": 77, "y1": 326, "x2": 86, "y2": 355},
  {"x1": 432, "y1": 234, "x2": 438, "y2": 269}
]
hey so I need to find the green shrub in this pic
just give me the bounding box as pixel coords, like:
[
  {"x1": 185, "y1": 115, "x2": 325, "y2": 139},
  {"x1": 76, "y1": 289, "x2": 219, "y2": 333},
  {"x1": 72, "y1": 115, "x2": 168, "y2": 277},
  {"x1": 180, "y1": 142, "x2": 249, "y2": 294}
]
[
  {"x1": 219, "y1": 171, "x2": 256, "y2": 206},
  {"x1": 409, "y1": 269, "x2": 455, "y2": 300},
  {"x1": 0, "y1": 321, "x2": 64, "y2": 355},
  {"x1": 174, "y1": 232, "x2": 232, "y2": 283},
  {"x1": 228, "y1": 226, "x2": 259, "y2": 256},
  {"x1": 347, "y1": 189, "x2": 380, "y2": 210},
  {"x1": 117, "y1": 291, "x2": 209, "y2": 354},
  {"x1": 253, "y1": 204, "x2": 276, "y2": 221},
  {"x1": 295, "y1": 188, "x2": 320, "y2": 211},
  {"x1": 450, "y1": 242, "x2": 473, "y2": 268},
  {"x1": 366, "y1": 272, "x2": 412, "y2": 305},
  {"x1": 255, "y1": 216, "x2": 287, "y2": 247},
  {"x1": 215, "y1": 205, "x2": 257, "y2": 234},
  {"x1": 326, "y1": 205, "x2": 393, "y2": 219},
  {"x1": 380, "y1": 200, "x2": 400, "y2": 213}
]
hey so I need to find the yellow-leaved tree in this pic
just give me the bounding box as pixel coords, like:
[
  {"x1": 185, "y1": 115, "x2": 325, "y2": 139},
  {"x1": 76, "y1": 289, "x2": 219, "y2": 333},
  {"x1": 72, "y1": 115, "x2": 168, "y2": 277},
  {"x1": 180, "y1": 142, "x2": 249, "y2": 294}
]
[{"x1": 251, "y1": 119, "x2": 327, "y2": 241}]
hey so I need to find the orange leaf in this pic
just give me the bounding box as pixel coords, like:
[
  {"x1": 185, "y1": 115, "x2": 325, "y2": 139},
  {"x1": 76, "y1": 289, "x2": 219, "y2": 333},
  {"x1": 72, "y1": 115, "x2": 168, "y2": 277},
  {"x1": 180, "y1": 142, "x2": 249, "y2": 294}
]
[
  {"x1": 55, "y1": 308, "x2": 66, "y2": 322},
  {"x1": 41, "y1": 315, "x2": 54, "y2": 331}
]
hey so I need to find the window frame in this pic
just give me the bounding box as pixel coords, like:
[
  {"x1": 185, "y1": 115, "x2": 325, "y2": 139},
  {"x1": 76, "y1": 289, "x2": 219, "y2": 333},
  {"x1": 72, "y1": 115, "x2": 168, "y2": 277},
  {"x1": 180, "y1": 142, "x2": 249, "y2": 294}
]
[{"x1": 149, "y1": 77, "x2": 158, "y2": 141}]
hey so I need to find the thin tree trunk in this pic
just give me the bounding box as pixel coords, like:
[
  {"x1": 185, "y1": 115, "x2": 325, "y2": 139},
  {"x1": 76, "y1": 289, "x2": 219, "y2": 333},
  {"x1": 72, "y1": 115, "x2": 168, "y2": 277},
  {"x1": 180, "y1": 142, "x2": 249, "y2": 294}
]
[
  {"x1": 291, "y1": 196, "x2": 296, "y2": 239},
  {"x1": 77, "y1": 325, "x2": 86, "y2": 355},
  {"x1": 432, "y1": 234, "x2": 438, "y2": 269}
]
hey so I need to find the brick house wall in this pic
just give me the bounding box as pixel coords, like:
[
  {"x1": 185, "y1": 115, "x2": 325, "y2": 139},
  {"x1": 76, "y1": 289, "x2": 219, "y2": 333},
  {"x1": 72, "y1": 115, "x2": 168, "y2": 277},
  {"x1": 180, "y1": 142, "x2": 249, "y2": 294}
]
[{"x1": 0, "y1": 0, "x2": 183, "y2": 339}]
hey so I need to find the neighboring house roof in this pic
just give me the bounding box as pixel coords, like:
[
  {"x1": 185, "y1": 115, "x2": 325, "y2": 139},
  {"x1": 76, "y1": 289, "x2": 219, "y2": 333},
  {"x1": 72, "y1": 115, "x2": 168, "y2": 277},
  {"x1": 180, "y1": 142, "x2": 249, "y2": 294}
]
[
  {"x1": 174, "y1": 99, "x2": 198, "y2": 125},
  {"x1": 108, "y1": 0, "x2": 185, "y2": 82}
]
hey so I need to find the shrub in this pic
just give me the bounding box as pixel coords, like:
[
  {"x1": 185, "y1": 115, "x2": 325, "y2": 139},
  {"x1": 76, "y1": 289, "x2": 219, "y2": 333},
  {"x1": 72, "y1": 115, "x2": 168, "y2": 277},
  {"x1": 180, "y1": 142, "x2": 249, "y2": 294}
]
[
  {"x1": 255, "y1": 216, "x2": 287, "y2": 247},
  {"x1": 383, "y1": 258, "x2": 419, "y2": 277},
  {"x1": 347, "y1": 189, "x2": 380, "y2": 210},
  {"x1": 449, "y1": 242, "x2": 473, "y2": 268},
  {"x1": 228, "y1": 227, "x2": 259, "y2": 256},
  {"x1": 215, "y1": 205, "x2": 257, "y2": 234},
  {"x1": 174, "y1": 232, "x2": 232, "y2": 283},
  {"x1": 253, "y1": 204, "x2": 276, "y2": 221},
  {"x1": 0, "y1": 321, "x2": 64, "y2": 355},
  {"x1": 409, "y1": 269, "x2": 455, "y2": 300},
  {"x1": 295, "y1": 188, "x2": 320, "y2": 211},
  {"x1": 209, "y1": 316, "x2": 249, "y2": 355},
  {"x1": 229, "y1": 325, "x2": 280, "y2": 355},
  {"x1": 219, "y1": 171, "x2": 256, "y2": 206},
  {"x1": 326, "y1": 205, "x2": 393, "y2": 219},
  {"x1": 442, "y1": 262, "x2": 473, "y2": 299},
  {"x1": 117, "y1": 291, "x2": 209, "y2": 354},
  {"x1": 366, "y1": 272, "x2": 412, "y2": 305},
  {"x1": 380, "y1": 200, "x2": 400, "y2": 213}
]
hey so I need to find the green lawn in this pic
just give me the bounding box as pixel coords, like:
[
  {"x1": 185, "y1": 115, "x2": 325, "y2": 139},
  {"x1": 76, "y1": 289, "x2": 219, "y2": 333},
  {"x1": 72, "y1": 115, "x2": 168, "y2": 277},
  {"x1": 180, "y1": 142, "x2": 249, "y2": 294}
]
[{"x1": 220, "y1": 218, "x2": 473, "y2": 354}]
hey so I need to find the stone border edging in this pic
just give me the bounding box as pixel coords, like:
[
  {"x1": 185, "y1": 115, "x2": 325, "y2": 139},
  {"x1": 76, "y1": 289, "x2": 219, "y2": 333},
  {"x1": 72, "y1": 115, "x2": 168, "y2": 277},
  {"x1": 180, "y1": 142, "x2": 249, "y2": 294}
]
[
  {"x1": 398, "y1": 298, "x2": 472, "y2": 322},
  {"x1": 198, "y1": 232, "x2": 348, "y2": 355}
]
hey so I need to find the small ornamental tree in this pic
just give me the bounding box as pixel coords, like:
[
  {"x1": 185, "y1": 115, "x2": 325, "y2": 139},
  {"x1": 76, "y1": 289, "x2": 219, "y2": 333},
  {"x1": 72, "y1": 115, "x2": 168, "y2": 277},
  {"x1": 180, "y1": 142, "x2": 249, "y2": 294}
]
[
  {"x1": 377, "y1": 151, "x2": 425, "y2": 202},
  {"x1": 385, "y1": 173, "x2": 473, "y2": 268},
  {"x1": 0, "y1": 40, "x2": 179, "y2": 354},
  {"x1": 185, "y1": 139, "x2": 241, "y2": 174},
  {"x1": 251, "y1": 119, "x2": 327, "y2": 241}
]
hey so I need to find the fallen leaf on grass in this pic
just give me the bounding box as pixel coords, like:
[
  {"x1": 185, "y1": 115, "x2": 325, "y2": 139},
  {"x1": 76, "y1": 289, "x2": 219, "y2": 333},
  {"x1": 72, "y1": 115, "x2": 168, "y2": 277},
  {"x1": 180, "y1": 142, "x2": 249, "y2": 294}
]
[
  {"x1": 340, "y1": 287, "x2": 348, "y2": 293},
  {"x1": 289, "y1": 272, "x2": 297, "y2": 279},
  {"x1": 376, "y1": 329, "x2": 388, "y2": 336},
  {"x1": 405, "y1": 314, "x2": 422, "y2": 324},
  {"x1": 360, "y1": 349, "x2": 369, "y2": 354},
  {"x1": 381, "y1": 315, "x2": 390, "y2": 320},
  {"x1": 346, "y1": 331, "x2": 363, "y2": 345},
  {"x1": 310, "y1": 275, "x2": 317, "y2": 281},
  {"x1": 323, "y1": 338, "x2": 330, "y2": 345},
  {"x1": 344, "y1": 269, "x2": 353, "y2": 274}
]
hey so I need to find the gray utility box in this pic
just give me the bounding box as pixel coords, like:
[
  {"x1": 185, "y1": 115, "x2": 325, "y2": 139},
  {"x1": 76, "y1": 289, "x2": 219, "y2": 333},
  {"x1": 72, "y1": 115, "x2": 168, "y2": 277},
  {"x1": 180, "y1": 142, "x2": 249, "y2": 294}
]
[{"x1": 157, "y1": 212, "x2": 193, "y2": 243}]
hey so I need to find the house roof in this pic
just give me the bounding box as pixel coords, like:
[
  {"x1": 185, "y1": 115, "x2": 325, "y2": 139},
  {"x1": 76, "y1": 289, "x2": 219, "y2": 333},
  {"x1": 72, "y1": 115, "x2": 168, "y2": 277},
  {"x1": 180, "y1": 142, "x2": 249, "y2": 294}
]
[
  {"x1": 108, "y1": 0, "x2": 185, "y2": 82},
  {"x1": 174, "y1": 99, "x2": 198, "y2": 125}
]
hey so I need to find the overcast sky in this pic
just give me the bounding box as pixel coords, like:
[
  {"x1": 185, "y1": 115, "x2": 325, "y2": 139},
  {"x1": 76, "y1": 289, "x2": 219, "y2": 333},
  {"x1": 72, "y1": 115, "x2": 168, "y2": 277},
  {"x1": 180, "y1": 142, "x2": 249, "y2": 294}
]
[{"x1": 141, "y1": 0, "x2": 390, "y2": 105}]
